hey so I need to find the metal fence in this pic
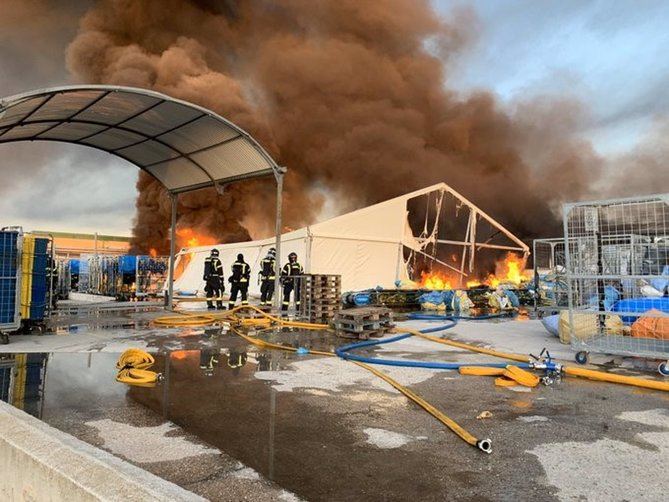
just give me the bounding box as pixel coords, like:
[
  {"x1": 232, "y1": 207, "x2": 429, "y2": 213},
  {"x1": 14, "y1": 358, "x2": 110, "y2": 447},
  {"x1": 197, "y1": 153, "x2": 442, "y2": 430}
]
[{"x1": 563, "y1": 194, "x2": 669, "y2": 370}]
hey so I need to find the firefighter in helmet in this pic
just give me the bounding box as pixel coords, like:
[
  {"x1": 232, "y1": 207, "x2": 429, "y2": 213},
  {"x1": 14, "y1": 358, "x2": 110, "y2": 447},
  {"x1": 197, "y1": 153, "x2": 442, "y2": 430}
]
[
  {"x1": 203, "y1": 248, "x2": 224, "y2": 310},
  {"x1": 281, "y1": 252, "x2": 303, "y2": 312},
  {"x1": 228, "y1": 253, "x2": 251, "y2": 309},
  {"x1": 259, "y1": 247, "x2": 276, "y2": 307}
]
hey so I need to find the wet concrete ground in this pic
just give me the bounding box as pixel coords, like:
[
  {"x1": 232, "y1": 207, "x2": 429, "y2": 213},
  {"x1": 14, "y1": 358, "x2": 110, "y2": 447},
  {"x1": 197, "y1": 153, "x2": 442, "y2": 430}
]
[{"x1": 1, "y1": 306, "x2": 668, "y2": 501}]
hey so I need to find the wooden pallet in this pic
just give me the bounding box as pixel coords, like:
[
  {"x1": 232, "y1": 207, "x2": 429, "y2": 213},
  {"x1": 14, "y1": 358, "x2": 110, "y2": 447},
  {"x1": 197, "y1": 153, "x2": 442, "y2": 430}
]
[
  {"x1": 335, "y1": 325, "x2": 392, "y2": 340},
  {"x1": 334, "y1": 307, "x2": 394, "y2": 339},
  {"x1": 298, "y1": 274, "x2": 341, "y2": 322}
]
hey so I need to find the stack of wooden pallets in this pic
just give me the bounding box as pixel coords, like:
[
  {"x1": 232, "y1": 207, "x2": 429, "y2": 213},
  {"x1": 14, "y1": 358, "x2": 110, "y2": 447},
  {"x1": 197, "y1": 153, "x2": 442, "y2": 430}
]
[
  {"x1": 334, "y1": 307, "x2": 394, "y2": 339},
  {"x1": 298, "y1": 274, "x2": 341, "y2": 324}
]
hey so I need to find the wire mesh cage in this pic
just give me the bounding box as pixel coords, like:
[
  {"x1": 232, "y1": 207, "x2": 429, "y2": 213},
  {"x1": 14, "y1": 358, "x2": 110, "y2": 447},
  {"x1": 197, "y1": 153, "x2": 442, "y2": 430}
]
[
  {"x1": 563, "y1": 194, "x2": 669, "y2": 369},
  {"x1": 533, "y1": 237, "x2": 571, "y2": 313},
  {"x1": 135, "y1": 256, "x2": 169, "y2": 298},
  {"x1": 55, "y1": 258, "x2": 71, "y2": 300},
  {"x1": 77, "y1": 254, "x2": 93, "y2": 294}
]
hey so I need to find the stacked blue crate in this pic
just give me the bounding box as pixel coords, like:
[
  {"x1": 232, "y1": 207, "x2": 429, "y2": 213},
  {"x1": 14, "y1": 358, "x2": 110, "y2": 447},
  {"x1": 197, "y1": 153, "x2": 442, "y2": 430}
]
[
  {"x1": 0, "y1": 231, "x2": 20, "y2": 328},
  {"x1": 28, "y1": 237, "x2": 49, "y2": 321}
]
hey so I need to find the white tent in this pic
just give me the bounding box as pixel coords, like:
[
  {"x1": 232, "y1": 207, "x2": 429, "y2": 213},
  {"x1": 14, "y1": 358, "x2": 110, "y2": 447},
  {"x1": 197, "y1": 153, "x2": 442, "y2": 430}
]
[{"x1": 172, "y1": 183, "x2": 529, "y2": 296}]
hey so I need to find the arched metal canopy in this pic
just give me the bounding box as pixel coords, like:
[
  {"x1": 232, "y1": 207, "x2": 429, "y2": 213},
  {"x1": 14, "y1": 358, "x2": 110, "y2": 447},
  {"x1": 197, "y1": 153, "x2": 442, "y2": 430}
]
[
  {"x1": 0, "y1": 85, "x2": 286, "y2": 311},
  {"x1": 0, "y1": 85, "x2": 281, "y2": 193}
]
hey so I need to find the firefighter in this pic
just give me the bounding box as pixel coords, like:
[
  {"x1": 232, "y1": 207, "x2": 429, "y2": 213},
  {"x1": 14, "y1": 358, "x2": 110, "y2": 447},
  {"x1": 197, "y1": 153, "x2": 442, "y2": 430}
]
[
  {"x1": 259, "y1": 247, "x2": 276, "y2": 306},
  {"x1": 227, "y1": 349, "x2": 248, "y2": 374},
  {"x1": 203, "y1": 249, "x2": 224, "y2": 310},
  {"x1": 199, "y1": 348, "x2": 219, "y2": 376},
  {"x1": 281, "y1": 252, "x2": 303, "y2": 312},
  {"x1": 228, "y1": 253, "x2": 251, "y2": 309}
]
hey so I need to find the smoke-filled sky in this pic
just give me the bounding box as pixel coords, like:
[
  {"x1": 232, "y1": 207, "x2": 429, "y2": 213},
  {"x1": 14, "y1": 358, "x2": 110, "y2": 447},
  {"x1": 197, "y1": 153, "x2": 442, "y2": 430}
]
[{"x1": 0, "y1": 0, "x2": 667, "y2": 242}]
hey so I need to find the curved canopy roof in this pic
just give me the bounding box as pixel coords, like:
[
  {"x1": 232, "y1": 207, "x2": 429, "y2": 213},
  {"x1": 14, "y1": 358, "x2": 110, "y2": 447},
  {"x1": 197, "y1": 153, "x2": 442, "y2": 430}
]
[{"x1": 0, "y1": 85, "x2": 280, "y2": 193}]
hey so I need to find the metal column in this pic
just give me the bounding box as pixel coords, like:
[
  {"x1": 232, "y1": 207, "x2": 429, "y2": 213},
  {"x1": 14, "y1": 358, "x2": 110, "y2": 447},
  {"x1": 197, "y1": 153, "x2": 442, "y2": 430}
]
[
  {"x1": 273, "y1": 169, "x2": 285, "y2": 312},
  {"x1": 167, "y1": 192, "x2": 178, "y2": 311}
]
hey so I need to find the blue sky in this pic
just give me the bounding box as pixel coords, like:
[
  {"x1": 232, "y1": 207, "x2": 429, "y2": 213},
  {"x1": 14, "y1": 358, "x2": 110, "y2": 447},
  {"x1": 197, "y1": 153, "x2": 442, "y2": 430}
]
[{"x1": 435, "y1": 0, "x2": 669, "y2": 154}]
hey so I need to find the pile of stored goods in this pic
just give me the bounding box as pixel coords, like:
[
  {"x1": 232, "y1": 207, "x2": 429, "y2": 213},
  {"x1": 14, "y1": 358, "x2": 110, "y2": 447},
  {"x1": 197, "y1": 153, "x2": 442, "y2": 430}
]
[{"x1": 76, "y1": 254, "x2": 168, "y2": 300}]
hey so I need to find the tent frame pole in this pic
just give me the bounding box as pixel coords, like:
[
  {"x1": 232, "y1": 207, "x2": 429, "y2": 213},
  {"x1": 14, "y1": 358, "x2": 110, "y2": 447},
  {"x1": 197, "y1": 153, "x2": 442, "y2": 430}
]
[
  {"x1": 167, "y1": 192, "x2": 178, "y2": 311},
  {"x1": 273, "y1": 169, "x2": 285, "y2": 312}
]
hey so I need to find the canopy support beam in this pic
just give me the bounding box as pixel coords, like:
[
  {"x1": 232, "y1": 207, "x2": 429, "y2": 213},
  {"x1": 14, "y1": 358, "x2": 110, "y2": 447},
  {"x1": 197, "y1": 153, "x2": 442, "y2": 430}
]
[
  {"x1": 167, "y1": 192, "x2": 178, "y2": 311},
  {"x1": 273, "y1": 169, "x2": 285, "y2": 312}
]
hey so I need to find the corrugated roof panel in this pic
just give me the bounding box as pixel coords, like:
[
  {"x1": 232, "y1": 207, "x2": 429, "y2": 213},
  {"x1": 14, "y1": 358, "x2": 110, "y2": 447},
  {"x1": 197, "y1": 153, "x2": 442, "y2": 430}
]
[
  {"x1": 116, "y1": 139, "x2": 180, "y2": 166},
  {"x1": 123, "y1": 101, "x2": 203, "y2": 137},
  {"x1": 80, "y1": 127, "x2": 146, "y2": 150},
  {"x1": 192, "y1": 137, "x2": 269, "y2": 179},
  {"x1": 39, "y1": 122, "x2": 108, "y2": 141},
  {"x1": 75, "y1": 91, "x2": 161, "y2": 125},
  {"x1": 158, "y1": 115, "x2": 239, "y2": 153},
  {"x1": 0, "y1": 96, "x2": 49, "y2": 127},
  {"x1": 144, "y1": 157, "x2": 211, "y2": 190},
  {"x1": 0, "y1": 122, "x2": 60, "y2": 141},
  {"x1": 29, "y1": 90, "x2": 103, "y2": 121}
]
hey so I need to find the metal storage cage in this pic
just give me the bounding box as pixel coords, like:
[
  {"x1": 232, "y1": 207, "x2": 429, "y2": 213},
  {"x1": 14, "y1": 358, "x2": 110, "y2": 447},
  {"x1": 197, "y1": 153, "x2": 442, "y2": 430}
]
[
  {"x1": 135, "y1": 256, "x2": 169, "y2": 299},
  {"x1": 55, "y1": 258, "x2": 71, "y2": 300},
  {"x1": 0, "y1": 229, "x2": 23, "y2": 342},
  {"x1": 533, "y1": 237, "x2": 571, "y2": 314},
  {"x1": 78, "y1": 254, "x2": 92, "y2": 294},
  {"x1": 563, "y1": 194, "x2": 669, "y2": 374}
]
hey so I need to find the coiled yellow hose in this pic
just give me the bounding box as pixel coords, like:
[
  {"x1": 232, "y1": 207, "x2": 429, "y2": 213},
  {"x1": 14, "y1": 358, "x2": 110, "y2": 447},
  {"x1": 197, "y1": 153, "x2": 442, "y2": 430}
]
[{"x1": 116, "y1": 349, "x2": 160, "y2": 387}]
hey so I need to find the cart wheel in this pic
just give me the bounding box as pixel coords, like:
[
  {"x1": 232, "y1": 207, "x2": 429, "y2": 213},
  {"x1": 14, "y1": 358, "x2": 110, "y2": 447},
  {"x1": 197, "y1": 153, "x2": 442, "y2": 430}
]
[
  {"x1": 1, "y1": 333, "x2": 9, "y2": 345},
  {"x1": 659, "y1": 362, "x2": 669, "y2": 377},
  {"x1": 575, "y1": 351, "x2": 589, "y2": 365}
]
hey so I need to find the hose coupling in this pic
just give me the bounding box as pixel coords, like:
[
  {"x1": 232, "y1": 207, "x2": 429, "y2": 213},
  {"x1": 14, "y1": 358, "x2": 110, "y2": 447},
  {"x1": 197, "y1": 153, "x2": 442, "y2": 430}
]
[{"x1": 476, "y1": 438, "x2": 492, "y2": 454}]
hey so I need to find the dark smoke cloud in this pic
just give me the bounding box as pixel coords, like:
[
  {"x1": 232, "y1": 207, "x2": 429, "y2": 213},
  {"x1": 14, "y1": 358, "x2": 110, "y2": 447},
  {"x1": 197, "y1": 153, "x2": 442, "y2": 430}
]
[{"x1": 6, "y1": 0, "x2": 654, "y2": 252}]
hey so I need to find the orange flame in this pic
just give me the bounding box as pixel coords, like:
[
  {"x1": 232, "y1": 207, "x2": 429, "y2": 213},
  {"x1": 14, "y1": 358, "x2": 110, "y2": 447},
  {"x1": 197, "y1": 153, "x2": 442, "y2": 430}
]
[
  {"x1": 419, "y1": 270, "x2": 453, "y2": 290},
  {"x1": 176, "y1": 227, "x2": 217, "y2": 249},
  {"x1": 418, "y1": 253, "x2": 528, "y2": 290},
  {"x1": 148, "y1": 248, "x2": 158, "y2": 258},
  {"x1": 485, "y1": 253, "x2": 529, "y2": 288}
]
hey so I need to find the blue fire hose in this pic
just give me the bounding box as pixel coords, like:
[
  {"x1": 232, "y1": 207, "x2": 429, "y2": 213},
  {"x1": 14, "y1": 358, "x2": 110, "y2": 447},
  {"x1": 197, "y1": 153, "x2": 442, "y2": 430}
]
[{"x1": 335, "y1": 314, "x2": 532, "y2": 370}]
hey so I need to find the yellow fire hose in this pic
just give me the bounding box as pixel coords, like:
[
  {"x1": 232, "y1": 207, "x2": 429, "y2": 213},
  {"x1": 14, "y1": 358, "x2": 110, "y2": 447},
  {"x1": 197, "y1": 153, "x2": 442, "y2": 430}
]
[
  {"x1": 412, "y1": 328, "x2": 669, "y2": 392},
  {"x1": 228, "y1": 326, "x2": 491, "y2": 452},
  {"x1": 116, "y1": 348, "x2": 160, "y2": 387},
  {"x1": 127, "y1": 304, "x2": 669, "y2": 454},
  {"x1": 147, "y1": 306, "x2": 493, "y2": 453}
]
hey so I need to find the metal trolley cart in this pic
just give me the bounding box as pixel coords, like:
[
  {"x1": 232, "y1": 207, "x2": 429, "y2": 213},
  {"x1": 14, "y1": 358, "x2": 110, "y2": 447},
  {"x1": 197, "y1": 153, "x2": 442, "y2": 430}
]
[{"x1": 563, "y1": 194, "x2": 669, "y2": 375}]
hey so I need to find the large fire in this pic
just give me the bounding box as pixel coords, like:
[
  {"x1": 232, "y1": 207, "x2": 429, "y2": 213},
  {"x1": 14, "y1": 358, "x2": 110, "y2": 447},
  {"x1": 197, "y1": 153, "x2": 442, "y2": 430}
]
[
  {"x1": 175, "y1": 227, "x2": 217, "y2": 249},
  {"x1": 419, "y1": 270, "x2": 453, "y2": 290},
  {"x1": 418, "y1": 253, "x2": 529, "y2": 290},
  {"x1": 485, "y1": 253, "x2": 529, "y2": 288}
]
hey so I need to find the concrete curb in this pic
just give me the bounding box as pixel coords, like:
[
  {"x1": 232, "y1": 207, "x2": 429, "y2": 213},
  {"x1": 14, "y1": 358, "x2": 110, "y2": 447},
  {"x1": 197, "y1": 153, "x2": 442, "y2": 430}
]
[{"x1": 0, "y1": 401, "x2": 205, "y2": 501}]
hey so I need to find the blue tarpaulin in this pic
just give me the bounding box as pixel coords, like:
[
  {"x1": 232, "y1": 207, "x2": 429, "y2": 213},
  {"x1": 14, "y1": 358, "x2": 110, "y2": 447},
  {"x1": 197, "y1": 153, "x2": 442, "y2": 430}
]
[{"x1": 612, "y1": 297, "x2": 669, "y2": 323}]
